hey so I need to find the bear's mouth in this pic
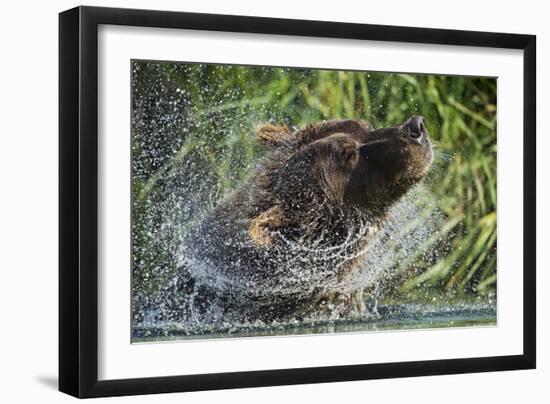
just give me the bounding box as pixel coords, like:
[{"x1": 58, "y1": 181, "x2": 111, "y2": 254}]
[
  {"x1": 418, "y1": 144, "x2": 434, "y2": 177},
  {"x1": 403, "y1": 116, "x2": 433, "y2": 179},
  {"x1": 407, "y1": 136, "x2": 433, "y2": 180}
]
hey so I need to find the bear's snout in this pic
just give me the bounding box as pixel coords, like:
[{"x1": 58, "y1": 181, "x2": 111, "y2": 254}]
[{"x1": 405, "y1": 115, "x2": 427, "y2": 143}]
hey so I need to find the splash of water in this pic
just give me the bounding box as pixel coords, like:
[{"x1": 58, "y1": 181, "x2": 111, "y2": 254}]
[{"x1": 131, "y1": 146, "x2": 448, "y2": 338}]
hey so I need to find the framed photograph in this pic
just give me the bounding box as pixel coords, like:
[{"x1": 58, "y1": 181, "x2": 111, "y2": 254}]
[{"x1": 59, "y1": 6, "x2": 536, "y2": 398}]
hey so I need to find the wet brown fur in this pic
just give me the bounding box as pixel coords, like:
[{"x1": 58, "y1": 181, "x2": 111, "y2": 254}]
[{"x1": 185, "y1": 118, "x2": 433, "y2": 322}]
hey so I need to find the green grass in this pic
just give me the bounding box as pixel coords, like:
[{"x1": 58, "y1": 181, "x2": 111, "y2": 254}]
[{"x1": 131, "y1": 61, "x2": 497, "y2": 299}]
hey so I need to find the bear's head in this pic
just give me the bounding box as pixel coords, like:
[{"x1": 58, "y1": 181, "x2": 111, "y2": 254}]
[{"x1": 249, "y1": 117, "x2": 433, "y2": 246}]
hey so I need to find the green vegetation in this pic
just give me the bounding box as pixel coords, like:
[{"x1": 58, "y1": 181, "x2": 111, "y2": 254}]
[{"x1": 132, "y1": 61, "x2": 497, "y2": 300}]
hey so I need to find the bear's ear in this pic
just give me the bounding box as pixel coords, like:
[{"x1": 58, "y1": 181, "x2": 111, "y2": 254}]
[
  {"x1": 313, "y1": 135, "x2": 360, "y2": 203},
  {"x1": 249, "y1": 206, "x2": 285, "y2": 247},
  {"x1": 255, "y1": 123, "x2": 291, "y2": 147}
]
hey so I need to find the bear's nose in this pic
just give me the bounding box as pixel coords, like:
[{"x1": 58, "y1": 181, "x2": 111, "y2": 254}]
[{"x1": 406, "y1": 115, "x2": 426, "y2": 141}]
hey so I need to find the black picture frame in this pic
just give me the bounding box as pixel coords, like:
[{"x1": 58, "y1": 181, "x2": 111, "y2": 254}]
[{"x1": 59, "y1": 5, "x2": 536, "y2": 398}]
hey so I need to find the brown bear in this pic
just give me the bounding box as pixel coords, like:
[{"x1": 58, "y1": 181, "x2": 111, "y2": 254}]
[{"x1": 183, "y1": 116, "x2": 433, "y2": 324}]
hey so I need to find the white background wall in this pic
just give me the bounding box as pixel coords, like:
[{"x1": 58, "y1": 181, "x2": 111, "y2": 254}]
[{"x1": 0, "y1": 0, "x2": 545, "y2": 402}]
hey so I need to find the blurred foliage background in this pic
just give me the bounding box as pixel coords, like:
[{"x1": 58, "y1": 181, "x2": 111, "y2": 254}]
[{"x1": 132, "y1": 60, "x2": 497, "y2": 302}]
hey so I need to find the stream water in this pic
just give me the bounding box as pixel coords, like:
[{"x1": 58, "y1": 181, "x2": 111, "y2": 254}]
[{"x1": 132, "y1": 301, "x2": 496, "y2": 342}]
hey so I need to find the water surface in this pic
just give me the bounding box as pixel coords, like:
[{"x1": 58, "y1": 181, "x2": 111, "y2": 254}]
[{"x1": 132, "y1": 301, "x2": 496, "y2": 343}]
